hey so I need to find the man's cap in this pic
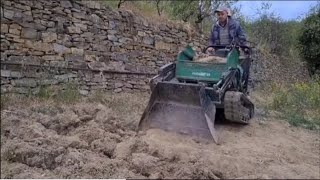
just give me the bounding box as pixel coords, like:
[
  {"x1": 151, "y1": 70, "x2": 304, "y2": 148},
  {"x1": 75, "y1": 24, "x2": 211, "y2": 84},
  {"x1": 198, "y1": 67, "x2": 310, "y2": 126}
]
[{"x1": 215, "y1": 6, "x2": 232, "y2": 16}]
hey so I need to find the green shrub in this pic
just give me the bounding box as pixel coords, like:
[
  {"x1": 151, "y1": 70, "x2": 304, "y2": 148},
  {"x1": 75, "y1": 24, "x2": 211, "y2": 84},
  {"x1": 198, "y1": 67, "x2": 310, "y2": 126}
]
[
  {"x1": 270, "y1": 78, "x2": 320, "y2": 130},
  {"x1": 298, "y1": 4, "x2": 320, "y2": 75},
  {"x1": 55, "y1": 82, "x2": 80, "y2": 104},
  {"x1": 37, "y1": 85, "x2": 55, "y2": 99}
]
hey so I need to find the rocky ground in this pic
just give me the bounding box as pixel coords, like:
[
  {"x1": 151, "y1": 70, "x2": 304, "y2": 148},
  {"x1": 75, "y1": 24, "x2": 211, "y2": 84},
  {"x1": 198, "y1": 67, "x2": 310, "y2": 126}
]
[{"x1": 1, "y1": 92, "x2": 319, "y2": 179}]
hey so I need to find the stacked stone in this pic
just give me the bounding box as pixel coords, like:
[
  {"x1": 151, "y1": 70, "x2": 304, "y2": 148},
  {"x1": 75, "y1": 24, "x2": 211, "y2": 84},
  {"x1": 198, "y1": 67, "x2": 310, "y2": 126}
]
[{"x1": 0, "y1": 0, "x2": 208, "y2": 95}]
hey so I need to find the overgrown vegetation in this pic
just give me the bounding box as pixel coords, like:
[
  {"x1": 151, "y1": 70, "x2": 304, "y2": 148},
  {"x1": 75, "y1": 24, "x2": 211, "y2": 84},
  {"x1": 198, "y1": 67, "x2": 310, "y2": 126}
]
[
  {"x1": 103, "y1": 0, "x2": 238, "y2": 33},
  {"x1": 247, "y1": 16, "x2": 289, "y2": 55},
  {"x1": 269, "y1": 77, "x2": 320, "y2": 130},
  {"x1": 298, "y1": 4, "x2": 320, "y2": 75}
]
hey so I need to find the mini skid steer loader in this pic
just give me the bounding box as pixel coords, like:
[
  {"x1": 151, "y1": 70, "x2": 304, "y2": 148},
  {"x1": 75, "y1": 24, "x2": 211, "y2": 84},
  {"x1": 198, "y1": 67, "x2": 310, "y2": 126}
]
[{"x1": 137, "y1": 42, "x2": 255, "y2": 144}]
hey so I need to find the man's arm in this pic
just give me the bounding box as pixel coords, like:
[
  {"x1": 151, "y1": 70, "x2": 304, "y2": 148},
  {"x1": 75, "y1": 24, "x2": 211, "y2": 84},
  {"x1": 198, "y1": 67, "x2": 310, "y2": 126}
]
[
  {"x1": 208, "y1": 24, "x2": 217, "y2": 46},
  {"x1": 206, "y1": 25, "x2": 218, "y2": 54},
  {"x1": 236, "y1": 22, "x2": 247, "y2": 46}
]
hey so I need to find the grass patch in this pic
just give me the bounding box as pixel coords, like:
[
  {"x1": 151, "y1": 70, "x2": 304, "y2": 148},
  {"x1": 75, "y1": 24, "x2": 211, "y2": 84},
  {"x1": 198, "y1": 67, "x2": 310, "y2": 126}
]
[
  {"x1": 1, "y1": 94, "x2": 10, "y2": 111},
  {"x1": 1, "y1": 94, "x2": 7, "y2": 110},
  {"x1": 35, "y1": 82, "x2": 80, "y2": 104},
  {"x1": 88, "y1": 89, "x2": 105, "y2": 104},
  {"x1": 37, "y1": 85, "x2": 56, "y2": 99},
  {"x1": 1, "y1": 94, "x2": 30, "y2": 111},
  {"x1": 1, "y1": 82, "x2": 81, "y2": 111},
  {"x1": 268, "y1": 77, "x2": 320, "y2": 130},
  {"x1": 102, "y1": 0, "x2": 119, "y2": 9},
  {"x1": 55, "y1": 82, "x2": 80, "y2": 104}
]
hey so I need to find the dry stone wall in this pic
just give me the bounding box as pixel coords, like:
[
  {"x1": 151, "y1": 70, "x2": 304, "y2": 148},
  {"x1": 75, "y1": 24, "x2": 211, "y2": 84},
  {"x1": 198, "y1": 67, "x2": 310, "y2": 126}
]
[
  {"x1": 0, "y1": 0, "x2": 208, "y2": 95},
  {"x1": 0, "y1": 0, "x2": 309, "y2": 95}
]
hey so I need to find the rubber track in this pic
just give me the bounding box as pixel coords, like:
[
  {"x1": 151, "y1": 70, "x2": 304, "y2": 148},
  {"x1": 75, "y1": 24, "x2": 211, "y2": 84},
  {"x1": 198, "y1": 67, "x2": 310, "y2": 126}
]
[{"x1": 224, "y1": 91, "x2": 253, "y2": 124}]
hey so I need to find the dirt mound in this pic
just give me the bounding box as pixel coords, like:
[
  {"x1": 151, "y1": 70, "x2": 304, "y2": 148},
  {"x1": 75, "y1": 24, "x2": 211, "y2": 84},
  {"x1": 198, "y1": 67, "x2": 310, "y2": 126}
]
[{"x1": 1, "y1": 93, "x2": 319, "y2": 179}]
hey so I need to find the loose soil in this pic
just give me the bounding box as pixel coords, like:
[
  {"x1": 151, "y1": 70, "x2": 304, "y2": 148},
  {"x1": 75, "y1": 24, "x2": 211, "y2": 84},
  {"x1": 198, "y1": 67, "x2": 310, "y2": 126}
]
[{"x1": 1, "y1": 92, "x2": 319, "y2": 179}]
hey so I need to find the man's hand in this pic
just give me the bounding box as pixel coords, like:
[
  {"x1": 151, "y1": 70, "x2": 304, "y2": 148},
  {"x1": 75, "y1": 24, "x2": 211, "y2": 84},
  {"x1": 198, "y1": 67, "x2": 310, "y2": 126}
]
[
  {"x1": 206, "y1": 47, "x2": 215, "y2": 55},
  {"x1": 243, "y1": 47, "x2": 249, "y2": 54}
]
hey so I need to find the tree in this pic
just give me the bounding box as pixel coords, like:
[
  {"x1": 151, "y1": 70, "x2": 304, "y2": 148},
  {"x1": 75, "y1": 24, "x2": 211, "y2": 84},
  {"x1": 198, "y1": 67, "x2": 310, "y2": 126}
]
[
  {"x1": 168, "y1": 0, "x2": 237, "y2": 33},
  {"x1": 245, "y1": 2, "x2": 292, "y2": 55},
  {"x1": 168, "y1": 1, "x2": 197, "y2": 22},
  {"x1": 298, "y1": 4, "x2": 320, "y2": 75}
]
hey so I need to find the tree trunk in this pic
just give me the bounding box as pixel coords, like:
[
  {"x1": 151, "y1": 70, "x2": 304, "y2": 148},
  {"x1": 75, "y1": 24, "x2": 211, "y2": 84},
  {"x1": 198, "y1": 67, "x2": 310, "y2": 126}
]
[
  {"x1": 118, "y1": 0, "x2": 125, "y2": 8},
  {"x1": 156, "y1": 0, "x2": 162, "y2": 16},
  {"x1": 195, "y1": 14, "x2": 204, "y2": 34},
  {"x1": 195, "y1": 22, "x2": 203, "y2": 34}
]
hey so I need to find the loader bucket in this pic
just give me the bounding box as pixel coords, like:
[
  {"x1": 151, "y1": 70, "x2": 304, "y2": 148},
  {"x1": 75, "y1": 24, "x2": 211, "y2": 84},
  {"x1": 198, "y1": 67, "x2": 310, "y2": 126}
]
[{"x1": 138, "y1": 82, "x2": 219, "y2": 144}]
